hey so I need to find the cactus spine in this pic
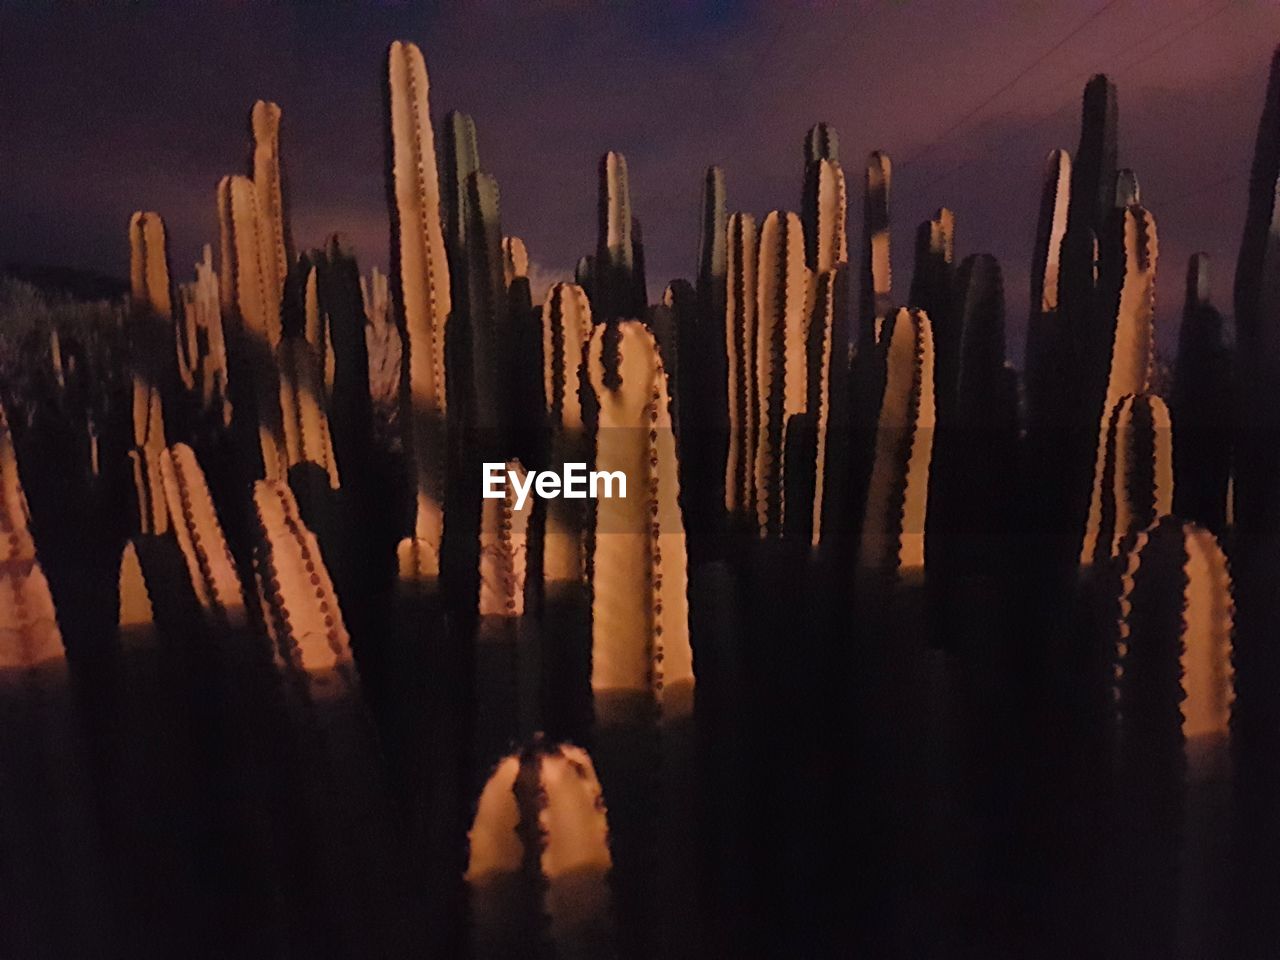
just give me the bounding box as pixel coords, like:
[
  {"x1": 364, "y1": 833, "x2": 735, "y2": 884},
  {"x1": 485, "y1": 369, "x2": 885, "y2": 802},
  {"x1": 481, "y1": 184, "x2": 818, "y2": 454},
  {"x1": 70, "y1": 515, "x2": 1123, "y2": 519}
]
[
  {"x1": 754, "y1": 211, "x2": 812, "y2": 538},
  {"x1": 388, "y1": 40, "x2": 452, "y2": 582},
  {"x1": 466, "y1": 741, "x2": 614, "y2": 959}
]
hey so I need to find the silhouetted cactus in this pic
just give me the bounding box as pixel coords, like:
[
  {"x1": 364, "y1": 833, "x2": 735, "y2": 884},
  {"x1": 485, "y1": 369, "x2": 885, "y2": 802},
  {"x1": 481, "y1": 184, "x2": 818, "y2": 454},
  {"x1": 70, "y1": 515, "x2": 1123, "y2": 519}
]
[
  {"x1": 859, "y1": 151, "x2": 893, "y2": 344},
  {"x1": 723, "y1": 212, "x2": 757, "y2": 521}
]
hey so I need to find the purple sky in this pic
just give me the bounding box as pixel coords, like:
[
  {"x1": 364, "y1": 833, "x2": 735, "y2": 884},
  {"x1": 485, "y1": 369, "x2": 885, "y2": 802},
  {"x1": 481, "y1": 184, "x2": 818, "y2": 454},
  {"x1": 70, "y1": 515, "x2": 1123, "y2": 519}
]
[{"x1": 3, "y1": 0, "x2": 1279, "y2": 363}]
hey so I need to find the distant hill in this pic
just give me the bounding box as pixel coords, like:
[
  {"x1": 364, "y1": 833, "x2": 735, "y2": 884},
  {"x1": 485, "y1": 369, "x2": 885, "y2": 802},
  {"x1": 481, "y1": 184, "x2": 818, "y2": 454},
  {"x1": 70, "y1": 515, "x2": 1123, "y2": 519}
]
[{"x1": 2, "y1": 263, "x2": 127, "y2": 302}]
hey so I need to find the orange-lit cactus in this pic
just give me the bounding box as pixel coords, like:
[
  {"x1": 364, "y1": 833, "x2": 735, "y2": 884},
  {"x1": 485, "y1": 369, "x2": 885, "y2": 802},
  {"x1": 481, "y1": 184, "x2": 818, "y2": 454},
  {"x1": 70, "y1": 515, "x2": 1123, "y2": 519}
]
[
  {"x1": 466, "y1": 740, "x2": 614, "y2": 959},
  {"x1": 129, "y1": 211, "x2": 172, "y2": 317},
  {"x1": 724, "y1": 212, "x2": 758, "y2": 519},
  {"x1": 1095, "y1": 393, "x2": 1173, "y2": 564},
  {"x1": 858, "y1": 307, "x2": 936, "y2": 582},
  {"x1": 388, "y1": 39, "x2": 451, "y2": 584}
]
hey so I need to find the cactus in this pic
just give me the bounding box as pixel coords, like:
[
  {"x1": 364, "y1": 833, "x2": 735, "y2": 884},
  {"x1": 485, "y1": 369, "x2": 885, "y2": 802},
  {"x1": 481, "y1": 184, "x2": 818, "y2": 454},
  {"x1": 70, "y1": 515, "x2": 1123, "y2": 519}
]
[
  {"x1": 466, "y1": 739, "x2": 614, "y2": 959},
  {"x1": 587, "y1": 319, "x2": 695, "y2": 956},
  {"x1": 804, "y1": 121, "x2": 839, "y2": 166},
  {"x1": 802, "y1": 157, "x2": 848, "y2": 274},
  {"x1": 1172, "y1": 254, "x2": 1232, "y2": 533},
  {"x1": 1025, "y1": 149, "x2": 1072, "y2": 430},
  {"x1": 442, "y1": 110, "x2": 481, "y2": 264},
  {"x1": 387, "y1": 40, "x2": 452, "y2": 582},
  {"x1": 474, "y1": 461, "x2": 537, "y2": 778},
  {"x1": 724, "y1": 213, "x2": 757, "y2": 519},
  {"x1": 502, "y1": 236, "x2": 529, "y2": 289},
  {"x1": 1113, "y1": 517, "x2": 1234, "y2": 955},
  {"x1": 159, "y1": 443, "x2": 245, "y2": 627},
  {"x1": 176, "y1": 245, "x2": 231, "y2": 426},
  {"x1": 252, "y1": 100, "x2": 291, "y2": 291},
  {"x1": 910, "y1": 208, "x2": 956, "y2": 408},
  {"x1": 754, "y1": 210, "x2": 811, "y2": 538},
  {"x1": 542, "y1": 282, "x2": 594, "y2": 587},
  {"x1": 808, "y1": 265, "x2": 850, "y2": 547},
  {"x1": 1093, "y1": 393, "x2": 1173, "y2": 565},
  {"x1": 859, "y1": 151, "x2": 893, "y2": 344},
  {"x1": 858, "y1": 307, "x2": 936, "y2": 582},
  {"x1": 277, "y1": 336, "x2": 340, "y2": 491},
  {"x1": 595, "y1": 152, "x2": 645, "y2": 321},
  {"x1": 362, "y1": 266, "x2": 401, "y2": 439},
  {"x1": 1081, "y1": 204, "x2": 1158, "y2": 565},
  {"x1": 129, "y1": 211, "x2": 172, "y2": 317}
]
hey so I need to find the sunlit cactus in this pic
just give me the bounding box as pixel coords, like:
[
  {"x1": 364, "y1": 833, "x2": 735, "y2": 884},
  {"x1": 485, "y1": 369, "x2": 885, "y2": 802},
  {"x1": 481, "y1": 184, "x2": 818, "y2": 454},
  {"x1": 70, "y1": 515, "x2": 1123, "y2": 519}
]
[
  {"x1": 129, "y1": 211, "x2": 172, "y2": 317},
  {"x1": 474, "y1": 461, "x2": 537, "y2": 776},
  {"x1": 466, "y1": 739, "x2": 614, "y2": 959},
  {"x1": 159, "y1": 443, "x2": 245, "y2": 628},
  {"x1": 542, "y1": 282, "x2": 593, "y2": 587},
  {"x1": 502, "y1": 236, "x2": 529, "y2": 289},
  {"x1": 858, "y1": 307, "x2": 936, "y2": 582},
  {"x1": 1081, "y1": 203, "x2": 1158, "y2": 565},
  {"x1": 809, "y1": 265, "x2": 849, "y2": 547},
  {"x1": 1116, "y1": 518, "x2": 1234, "y2": 778},
  {"x1": 860, "y1": 151, "x2": 893, "y2": 342},
  {"x1": 1025, "y1": 148, "x2": 1071, "y2": 427},
  {"x1": 588, "y1": 319, "x2": 692, "y2": 718},
  {"x1": 277, "y1": 336, "x2": 340, "y2": 490},
  {"x1": 596, "y1": 151, "x2": 645, "y2": 321},
  {"x1": 252, "y1": 478, "x2": 353, "y2": 694},
  {"x1": 803, "y1": 157, "x2": 848, "y2": 275},
  {"x1": 754, "y1": 210, "x2": 811, "y2": 538},
  {"x1": 387, "y1": 39, "x2": 452, "y2": 583},
  {"x1": 587, "y1": 318, "x2": 696, "y2": 957},
  {"x1": 251, "y1": 100, "x2": 291, "y2": 289},
  {"x1": 130, "y1": 368, "x2": 168, "y2": 535},
  {"x1": 176, "y1": 245, "x2": 231, "y2": 426},
  {"x1": 723, "y1": 212, "x2": 758, "y2": 519},
  {"x1": 1092, "y1": 393, "x2": 1173, "y2": 565},
  {"x1": 0, "y1": 407, "x2": 63, "y2": 671},
  {"x1": 804, "y1": 121, "x2": 839, "y2": 165}
]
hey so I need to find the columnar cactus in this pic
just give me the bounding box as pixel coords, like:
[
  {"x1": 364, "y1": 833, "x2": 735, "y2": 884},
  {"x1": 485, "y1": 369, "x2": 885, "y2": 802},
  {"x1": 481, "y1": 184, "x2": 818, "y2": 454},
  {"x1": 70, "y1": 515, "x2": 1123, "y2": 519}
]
[
  {"x1": 803, "y1": 157, "x2": 847, "y2": 274},
  {"x1": 277, "y1": 336, "x2": 341, "y2": 490},
  {"x1": 910, "y1": 208, "x2": 956, "y2": 408},
  {"x1": 474, "y1": 461, "x2": 536, "y2": 776},
  {"x1": 129, "y1": 211, "x2": 172, "y2": 317},
  {"x1": 502, "y1": 236, "x2": 528, "y2": 289},
  {"x1": 466, "y1": 740, "x2": 614, "y2": 960},
  {"x1": 587, "y1": 318, "x2": 695, "y2": 957},
  {"x1": 1093, "y1": 393, "x2": 1173, "y2": 565},
  {"x1": 860, "y1": 151, "x2": 893, "y2": 344},
  {"x1": 130, "y1": 368, "x2": 168, "y2": 535},
  {"x1": 159, "y1": 444, "x2": 245, "y2": 628},
  {"x1": 387, "y1": 40, "x2": 451, "y2": 582},
  {"x1": 252, "y1": 100, "x2": 291, "y2": 290},
  {"x1": 595, "y1": 152, "x2": 645, "y2": 321},
  {"x1": 723, "y1": 212, "x2": 758, "y2": 519},
  {"x1": 1081, "y1": 204, "x2": 1158, "y2": 565},
  {"x1": 362, "y1": 266, "x2": 401, "y2": 438},
  {"x1": 804, "y1": 121, "x2": 839, "y2": 166},
  {"x1": 1025, "y1": 149, "x2": 1071, "y2": 429},
  {"x1": 442, "y1": 110, "x2": 481, "y2": 263},
  {"x1": 809, "y1": 265, "x2": 849, "y2": 547},
  {"x1": 858, "y1": 307, "x2": 936, "y2": 582},
  {"x1": 176, "y1": 245, "x2": 231, "y2": 426},
  {"x1": 1172, "y1": 254, "x2": 1232, "y2": 533},
  {"x1": 0, "y1": 407, "x2": 63, "y2": 671},
  {"x1": 754, "y1": 210, "x2": 811, "y2": 538},
  {"x1": 463, "y1": 171, "x2": 509, "y2": 445}
]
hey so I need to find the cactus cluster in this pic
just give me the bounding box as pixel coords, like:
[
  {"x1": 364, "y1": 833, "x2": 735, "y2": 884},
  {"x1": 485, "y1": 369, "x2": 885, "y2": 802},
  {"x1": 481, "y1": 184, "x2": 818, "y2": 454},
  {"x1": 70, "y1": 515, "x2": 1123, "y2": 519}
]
[{"x1": 7, "y1": 31, "x2": 1280, "y2": 959}]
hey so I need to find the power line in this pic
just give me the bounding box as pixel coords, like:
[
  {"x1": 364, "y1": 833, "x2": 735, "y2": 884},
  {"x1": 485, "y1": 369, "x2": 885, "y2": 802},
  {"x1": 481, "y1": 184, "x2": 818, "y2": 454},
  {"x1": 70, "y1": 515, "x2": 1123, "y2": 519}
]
[{"x1": 900, "y1": 0, "x2": 1127, "y2": 170}]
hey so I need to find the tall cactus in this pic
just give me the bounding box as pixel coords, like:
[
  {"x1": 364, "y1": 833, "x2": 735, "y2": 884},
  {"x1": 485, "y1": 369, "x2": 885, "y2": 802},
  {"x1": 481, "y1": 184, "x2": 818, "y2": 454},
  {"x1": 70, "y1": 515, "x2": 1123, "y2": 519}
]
[
  {"x1": 803, "y1": 157, "x2": 848, "y2": 274},
  {"x1": 1172, "y1": 254, "x2": 1232, "y2": 533},
  {"x1": 587, "y1": 319, "x2": 696, "y2": 957},
  {"x1": 724, "y1": 213, "x2": 758, "y2": 519},
  {"x1": 804, "y1": 121, "x2": 839, "y2": 166},
  {"x1": 441, "y1": 110, "x2": 481, "y2": 266},
  {"x1": 595, "y1": 151, "x2": 645, "y2": 321},
  {"x1": 1025, "y1": 149, "x2": 1072, "y2": 431},
  {"x1": 858, "y1": 308, "x2": 936, "y2": 582},
  {"x1": 1080, "y1": 204, "x2": 1158, "y2": 565},
  {"x1": 176, "y1": 245, "x2": 231, "y2": 427},
  {"x1": 910, "y1": 208, "x2": 957, "y2": 409},
  {"x1": 754, "y1": 210, "x2": 812, "y2": 538},
  {"x1": 466, "y1": 740, "x2": 614, "y2": 959},
  {"x1": 1093, "y1": 393, "x2": 1174, "y2": 565},
  {"x1": 129, "y1": 211, "x2": 172, "y2": 317},
  {"x1": 859, "y1": 151, "x2": 893, "y2": 345},
  {"x1": 252, "y1": 100, "x2": 291, "y2": 290},
  {"x1": 387, "y1": 40, "x2": 452, "y2": 583}
]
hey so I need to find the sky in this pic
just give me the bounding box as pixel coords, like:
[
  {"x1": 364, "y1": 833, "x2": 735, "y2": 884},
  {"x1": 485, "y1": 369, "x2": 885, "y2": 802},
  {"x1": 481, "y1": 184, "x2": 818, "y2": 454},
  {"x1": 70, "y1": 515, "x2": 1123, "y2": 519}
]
[{"x1": 3, "y1": 0, "x2": 1280, "y2": 364}]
